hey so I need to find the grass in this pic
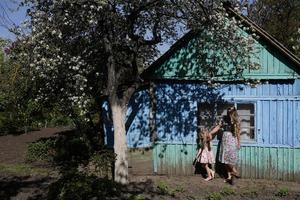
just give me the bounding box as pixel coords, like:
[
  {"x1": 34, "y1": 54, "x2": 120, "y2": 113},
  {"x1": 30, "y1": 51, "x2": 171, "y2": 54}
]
[
  {"x1": 0, "y1": 163, "x2": 52, "y2": 177},
  {"x1": 206, "y1": 191, "x2": 223, "y2": 200},
  {"x1": 274, "y1": 187, "x2": 289, "y2": 197},
  {"x1": 156, "y1": 181, "x2": 175, "y2": 197}
]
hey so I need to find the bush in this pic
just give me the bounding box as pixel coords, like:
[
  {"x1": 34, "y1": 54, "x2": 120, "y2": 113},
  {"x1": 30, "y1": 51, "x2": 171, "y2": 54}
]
[
  {"x1": 26, "y1": 138, "x2": 56, "y2": 162},
  {"x1": 47, "y1": 172, "x2": 121, "y2": 200},
  {"x1": 88, "y1": 150, "x2": 115, "y2": 178}
]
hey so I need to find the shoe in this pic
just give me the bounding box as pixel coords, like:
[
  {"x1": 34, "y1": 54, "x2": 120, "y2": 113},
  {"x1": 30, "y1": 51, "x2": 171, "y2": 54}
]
[{"x1": 225, "y1": 177, "x2": 234, "y2": 185}]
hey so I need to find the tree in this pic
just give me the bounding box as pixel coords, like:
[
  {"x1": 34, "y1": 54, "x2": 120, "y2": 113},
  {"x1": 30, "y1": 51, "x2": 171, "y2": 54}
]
[
  {"x1": 12, "y1": 0, "x2": 259, "y2": 184},
  {"x1": 247, "y1": 0, "x2": 300, "y2": 56}
]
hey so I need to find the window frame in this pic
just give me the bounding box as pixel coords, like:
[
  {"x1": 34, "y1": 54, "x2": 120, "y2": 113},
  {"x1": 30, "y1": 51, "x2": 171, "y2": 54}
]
[{"x1": 197, "y1": 100, "x2": 258, "y2": 144}]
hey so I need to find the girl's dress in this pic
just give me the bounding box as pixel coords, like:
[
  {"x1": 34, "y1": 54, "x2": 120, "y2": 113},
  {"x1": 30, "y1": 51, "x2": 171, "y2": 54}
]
[
  {"x1": 218, "y1": 131, "x2": 238, "y2": 165},
  {"x1": 197, "y1": 142, "x2": 215, "y2": 164}
]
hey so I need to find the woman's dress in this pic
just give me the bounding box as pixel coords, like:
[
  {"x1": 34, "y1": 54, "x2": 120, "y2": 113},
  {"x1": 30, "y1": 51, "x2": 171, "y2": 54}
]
[{"x1": 218, "y1": 131, "x2": 238, "y2": 165}]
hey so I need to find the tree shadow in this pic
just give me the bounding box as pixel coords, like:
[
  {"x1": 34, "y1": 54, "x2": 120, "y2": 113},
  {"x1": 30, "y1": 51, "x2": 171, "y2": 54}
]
[{"x1": 0, "y1": 175, "x2": 54, "y2": 200}]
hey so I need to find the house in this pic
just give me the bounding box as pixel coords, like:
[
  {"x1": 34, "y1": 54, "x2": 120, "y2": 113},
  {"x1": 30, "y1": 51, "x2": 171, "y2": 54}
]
[{"x1": 103, "y1": 6, "x2": 300, "y2": 180}]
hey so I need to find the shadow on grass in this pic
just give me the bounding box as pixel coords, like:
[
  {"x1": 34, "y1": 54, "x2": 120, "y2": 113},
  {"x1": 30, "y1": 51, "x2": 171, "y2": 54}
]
[{"x1": 0, "y1": 175, "x2": 54, "y2": 200}]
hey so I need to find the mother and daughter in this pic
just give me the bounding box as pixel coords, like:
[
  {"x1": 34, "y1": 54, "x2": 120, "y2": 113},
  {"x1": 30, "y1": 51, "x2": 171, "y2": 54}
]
[{"x1": 194, "y1": 106, "x2": 241, "y2": 184}]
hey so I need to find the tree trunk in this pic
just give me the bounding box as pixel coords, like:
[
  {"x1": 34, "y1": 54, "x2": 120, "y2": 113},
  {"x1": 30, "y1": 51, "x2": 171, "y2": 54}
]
[{"x1": 110, "y1": 97, "x2": 128, "y2": 184}]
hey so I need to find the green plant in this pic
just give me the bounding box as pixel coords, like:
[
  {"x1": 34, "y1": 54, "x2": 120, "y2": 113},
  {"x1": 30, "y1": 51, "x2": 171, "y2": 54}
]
[
  {"x1": 128, "y1": 194, "x2": 145, "y2": 200},
  {"x1": 156, "y1": 181, "x2": 174, "y2": 196},
  {"x1": 187, "y1": 193, "x2": 196, "y2": 200},
  {"x1": 175, "y1": 185, "x2": 185, "y2": 193},
  {"x1": 26, "y1": 138, "x2": 55, "y2": 162},
  {"x1": 275, "y1": 187, "x2": 289, "y2": 197},
  {"x1": 89, "y1": 150, "x2": 116, "y2": 177},
  {"x1": 267, "y1": 197, "x2": 280, "y2": 200},
  {"x1": 242, "y1": 189, "x2": 258, "y2": 199},
  {"x1": 220, "y1": 187, "x2": 235, "y2": 196},
  {"x1": 207, "y1": 192, "x2": 223, "y2": 200},
  {"x1": 47, "y1": 171, "x2": 121, "y2": 200},
  {"x1": 0, "y1": 164, "x2": 51, "y2": 176}
]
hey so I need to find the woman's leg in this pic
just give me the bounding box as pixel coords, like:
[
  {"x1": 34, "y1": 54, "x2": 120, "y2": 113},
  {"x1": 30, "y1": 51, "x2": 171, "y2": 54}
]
[
  {"x1": 229, "y1": 164, "x2": 240, "y2": 178},
  {"x1": 226, "y1": 164, "x2": 232, "y2": 180}
]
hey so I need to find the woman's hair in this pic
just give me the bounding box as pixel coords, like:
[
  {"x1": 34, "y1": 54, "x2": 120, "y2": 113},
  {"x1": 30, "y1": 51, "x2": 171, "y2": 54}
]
[
  {"x1": 227, "y1": 106, "x2": 240, "y2": 137},
  {"x1": 199, "y1": 128, "x2": 211, "y2": 151}
]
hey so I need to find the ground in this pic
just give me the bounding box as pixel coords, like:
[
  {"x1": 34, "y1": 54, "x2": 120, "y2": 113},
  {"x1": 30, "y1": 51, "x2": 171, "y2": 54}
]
[{"x1": 0, "y1": 128, "x2": 299, "y2": 200}]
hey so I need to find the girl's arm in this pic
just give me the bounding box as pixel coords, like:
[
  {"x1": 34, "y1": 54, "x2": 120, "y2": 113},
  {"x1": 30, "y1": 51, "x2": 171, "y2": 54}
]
[{"x1": 209, "y1": 124, "x2": 222, "y2": 139}]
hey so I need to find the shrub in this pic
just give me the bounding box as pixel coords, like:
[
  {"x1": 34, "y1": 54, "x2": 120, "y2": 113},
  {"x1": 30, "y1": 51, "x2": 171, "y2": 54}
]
[
  {"x1": 275, "y1": 187, "x2": 289, "y2": 197},
  {"x1": 88, "y1": 150, "x2": 116, "y2": 178},
  {"x1": 47, "y1": 172, "x2": 121, "y2": 200},
  {"x1": 26, "y1": 138, "x2": 56, "y2": 162}
]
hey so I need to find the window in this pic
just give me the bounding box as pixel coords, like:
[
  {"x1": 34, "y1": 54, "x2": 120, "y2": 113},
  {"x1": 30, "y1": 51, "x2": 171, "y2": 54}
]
[{"x1": 197, "y1": 102, "x2": 255, "y2": 142}]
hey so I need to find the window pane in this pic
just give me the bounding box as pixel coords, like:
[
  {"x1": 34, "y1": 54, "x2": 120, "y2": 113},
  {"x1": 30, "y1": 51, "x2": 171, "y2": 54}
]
[{"x1": 237, "y1": 103, "x2": 255, "y2": 141}]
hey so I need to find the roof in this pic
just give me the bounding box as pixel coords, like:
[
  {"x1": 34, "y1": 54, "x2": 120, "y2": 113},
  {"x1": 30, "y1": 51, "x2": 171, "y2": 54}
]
[{"x1": 141, "y1": 4, "x2": 300, "y2": 81}]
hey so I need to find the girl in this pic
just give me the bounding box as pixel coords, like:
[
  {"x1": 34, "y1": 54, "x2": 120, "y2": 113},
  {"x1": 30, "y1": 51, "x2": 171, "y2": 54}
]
[{"x1": 195, "y1": 126, "x2": 221, "y2": 181}]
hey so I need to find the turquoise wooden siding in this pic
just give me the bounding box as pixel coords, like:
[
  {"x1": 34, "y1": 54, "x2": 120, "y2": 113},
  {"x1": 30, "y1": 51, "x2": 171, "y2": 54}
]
[
  {"x1": 152, "y1": 37, "x2": 300, "y2": 80},
  {"x1": 153, "y1": 143, "x2": 300, "y2": 180}
]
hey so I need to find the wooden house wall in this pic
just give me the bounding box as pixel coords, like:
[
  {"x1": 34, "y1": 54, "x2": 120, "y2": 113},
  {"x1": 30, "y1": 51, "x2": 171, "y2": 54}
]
[{"x1": 152, "y1": 79, "x2": 300, "y2": 180}]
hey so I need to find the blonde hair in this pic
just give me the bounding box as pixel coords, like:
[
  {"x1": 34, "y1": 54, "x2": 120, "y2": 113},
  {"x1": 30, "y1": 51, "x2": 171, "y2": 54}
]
[
  {"x1": 227, "y1": 106, "x2": 240, "y2": 137},
  {"x1": 199, "y1": 128, "x2": 211, "y2": 151}
]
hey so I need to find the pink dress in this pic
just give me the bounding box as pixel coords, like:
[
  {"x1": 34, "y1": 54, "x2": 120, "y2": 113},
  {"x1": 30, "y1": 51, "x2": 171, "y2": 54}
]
[{"x1": 197, "y1": 143, "x2": 215, "y2": 164}]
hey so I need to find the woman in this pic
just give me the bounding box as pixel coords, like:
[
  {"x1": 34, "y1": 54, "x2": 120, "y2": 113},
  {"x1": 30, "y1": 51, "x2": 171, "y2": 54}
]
[{"x1": 218, "y1": 106, "x2": 241, "y2": 184}]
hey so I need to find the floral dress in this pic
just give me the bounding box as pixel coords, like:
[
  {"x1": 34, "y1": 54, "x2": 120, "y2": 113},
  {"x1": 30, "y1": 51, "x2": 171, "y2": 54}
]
[
  {"x1": 218, "y1": 131, "x2": 238, "y2": 165},
  {"x1": 197, "y1": 143, "x2": 215, "y2": 164}
]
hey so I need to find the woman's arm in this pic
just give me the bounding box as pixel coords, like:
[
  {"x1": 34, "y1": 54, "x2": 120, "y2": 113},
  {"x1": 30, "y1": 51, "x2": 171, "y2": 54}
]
[{"x1": 237, "y1": 131, "x2": 241, "y2": 149}]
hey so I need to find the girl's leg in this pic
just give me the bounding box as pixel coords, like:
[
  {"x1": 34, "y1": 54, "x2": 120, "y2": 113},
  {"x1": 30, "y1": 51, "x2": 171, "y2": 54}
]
[{"x1": 204, "y1": 164, "x2": 213, "y2": 181}]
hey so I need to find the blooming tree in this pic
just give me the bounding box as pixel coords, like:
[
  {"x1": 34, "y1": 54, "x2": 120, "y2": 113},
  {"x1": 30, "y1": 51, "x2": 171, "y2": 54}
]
[{"x1": 13, "y1": 0, "x2": 259, "y2": 184}]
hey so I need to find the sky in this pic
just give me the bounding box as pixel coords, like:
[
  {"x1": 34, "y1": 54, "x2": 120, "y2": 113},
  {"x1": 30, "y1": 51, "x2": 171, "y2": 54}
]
[{"x1": 0, "y1": 0, "x2": 27, "y2": 40}]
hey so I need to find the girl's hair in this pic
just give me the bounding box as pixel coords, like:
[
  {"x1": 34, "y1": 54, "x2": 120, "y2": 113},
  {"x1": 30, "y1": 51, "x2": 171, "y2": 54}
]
[
  {"x1": 227, "y1": 106, "x2": 240, "y2": 137},
  {"x1": 199, "y1": 128, "x2": 211, "y2": 151}
]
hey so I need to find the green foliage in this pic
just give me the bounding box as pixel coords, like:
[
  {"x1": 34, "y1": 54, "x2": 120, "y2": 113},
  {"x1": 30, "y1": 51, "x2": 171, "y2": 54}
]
[
  {"x1": 249, "y1": 1, "x2": 300, "y2": 56},
  {"x1": 128, "y1": 194, "x2": 145, "y2": 200},
  {"x1": 174, "y1": 185, "x2": 185, "y2": 193},
  {"x1": 220, "y1": 187, "x2": 235, "y2": 196},
  {"x1": 89, "y1": 150, "x2": 116, "y2": 177},
  {"x1": 206, "y1": 192, "x2": 223, "y2": 200},
  {"x1": 47, "y1": 171, "x2": 121, "y2": 200},
  {"x1": 0, "y1": 164, "x2": 51, "y2": 176},
  {"x1": 275, "y1": 187, "x2": 289, "y2": 197},
  {"x1": 187, "y1": 193, "x2": 196, "y2": 200},
  {"x1": 242, "y1": 189, "x2": 258, "y2": 199},
  {"x1": 26, "y1": 138, "x2": 56, "y2": 162},
  {"x1": 156, "y1": 181, "x2": 175, "y2": 196}
]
